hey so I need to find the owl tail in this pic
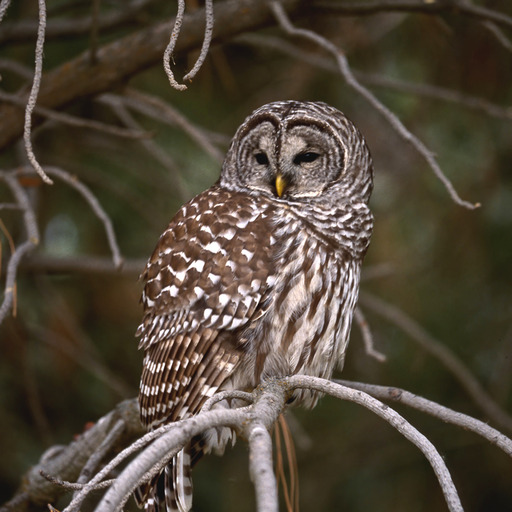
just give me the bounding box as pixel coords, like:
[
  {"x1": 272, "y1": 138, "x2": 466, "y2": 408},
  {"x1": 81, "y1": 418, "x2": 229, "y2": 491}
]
[{"x1": 134, "y1": 446, "x2": 194, "y2": 512}]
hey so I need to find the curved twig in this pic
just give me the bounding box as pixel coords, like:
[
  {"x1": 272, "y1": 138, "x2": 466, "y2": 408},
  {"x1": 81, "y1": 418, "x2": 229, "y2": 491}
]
[
  {"x1": 270, "y1": 0, "x2": 479, "y2": 210},
  {"x1": 354, "y1": 306, "x2": 387, "y2": 362},
  {"x1": 0, "y1": 172, "x2": 40, "y2": 325},
  {"x1": 19, "y1": 166, "x2": 124, "y2": 269},
  {"x1": 0, "y1": 0, "x2": 12, "y2": 23},
  {"x1": 182, "y1": 0, "x2": 214, "y2": 82},
  {"x1": 163, "y1": 0, "x2": 187, "y2": 90}
]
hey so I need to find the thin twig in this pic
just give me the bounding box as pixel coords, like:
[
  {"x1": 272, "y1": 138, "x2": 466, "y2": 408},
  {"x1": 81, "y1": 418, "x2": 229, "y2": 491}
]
[
  {"x1": 119, "y1": 89, "x2": 225, "y2": 162},
  {"x1": 72, "y1": 420, "x2": 125, "y2": 500},
  {"x1": 24, "y1": 0, "x2": 52, "y2": 185},
  {"x1": 482, "y1": 20, "x2": 512, "y2": 53},
  {"x1": 359, "y1": 291, "x2": 512, "y2": 434},
  {"x1": 270, "y1": 0, "x2": 480, "y2": 210},
  {"x1": 163, "y1": 0, "x2": 187, "y2": 90},
  {"x1": 0, "y1": 172, "x2": 40, "y2": 325},
  {"x1": 40, "y1": 470, "x2": 115, "y2": 492},
  {"x1": 20, "y1": 166, "x2": 124, "y2": 268},
  {"x1": 202, "y1": 389, "x2": 254, "y2": 411},
  {"x1": 0, "y1": 0, "x2": 11, "y2": 23},
  {"x1": 354, "y1": 306, "x2": 387, "y2": 362},
  {"x1": 182, "y1": 0, "x2": 214, "y2": 82},
  {"x1": 335, "y1": 379, "x2": 512, "y2": 457}
]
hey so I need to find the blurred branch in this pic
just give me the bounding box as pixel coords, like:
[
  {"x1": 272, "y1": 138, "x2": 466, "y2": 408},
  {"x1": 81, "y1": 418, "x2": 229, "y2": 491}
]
[
  {"x1": 101, "y1": 97, "x2": 190, "y2": 201},
  {"x1": 0, "y1": 171, "x2": 39, "y2": 324},
  {"x1": 21, "y1": 255, "x2": 145, "y2": 275},
  {"x1": 236, "y1": 34, "x2": 512, "y2": 121},
  {"x1": 118, "y1": 88, "x2": 225, "y2": 162},
  {"x1": 0, "y1": 90, "x2": 153, "y2": 139},
  {"x1": 270, "y1": 0, "x2": 479, "y2": 210},
  {"x1": 0, "y1": 0, "x2": 157, "y2": 44},
  {"x1": 359, "y1": 291, "x2": 512, "y2": 434},
  {"x1": 18, "y1": 166, "x2": 124, "y2": 269},
  {"x1": 0, "y1": 0, "x2": 304, "y2": 151},
  {"x1": 312, "y1": 0, "x2": 512, "y2": 30}
]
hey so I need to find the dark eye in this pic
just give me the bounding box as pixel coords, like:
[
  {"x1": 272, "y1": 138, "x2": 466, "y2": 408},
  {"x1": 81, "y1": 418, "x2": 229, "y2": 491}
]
[
  {"x1": 254, "y1": 152, "x2": 269, "y2": 165},
  {"x1": 293, "y1": 152, "x2": 320, "y2": 165}
]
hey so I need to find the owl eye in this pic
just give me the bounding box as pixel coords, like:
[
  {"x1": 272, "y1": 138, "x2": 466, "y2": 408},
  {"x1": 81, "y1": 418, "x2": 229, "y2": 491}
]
[
  {"x1": 254, "y1": 152, "x2": 269, "y2": 165},
  {"x1": 293, "y1": 152, "x2": 320, "y2": 165}
]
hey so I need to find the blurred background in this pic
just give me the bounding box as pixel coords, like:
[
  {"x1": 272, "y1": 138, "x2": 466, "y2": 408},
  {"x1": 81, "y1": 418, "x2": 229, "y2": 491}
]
[{"x1": 0, "y1": 1, "x2": 511, "y2": 511}]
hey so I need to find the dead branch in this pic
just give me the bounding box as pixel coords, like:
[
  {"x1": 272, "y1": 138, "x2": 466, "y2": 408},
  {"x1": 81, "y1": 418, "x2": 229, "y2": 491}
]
[
  {"x1": 0, "y1": 399, "x2": 143, "y2": 512},
  {"x1": 270, "y1": 0, "x2": 479, "y2": 210},
  {"x1": 0, "y1": 171, "x2": 40, "y2": 324},
  {"x1": 312, "y1": 0, "x2": 512, "y2": 30}
]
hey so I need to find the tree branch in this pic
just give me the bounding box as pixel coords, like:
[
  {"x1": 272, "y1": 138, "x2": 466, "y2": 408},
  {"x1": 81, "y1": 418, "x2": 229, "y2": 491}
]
[
  {"x1": 0, "y1": 0, "x2": 304, "y2": 151},
  {"x1": 359, "y1": 291, "x2": 512, "y2": 434}
]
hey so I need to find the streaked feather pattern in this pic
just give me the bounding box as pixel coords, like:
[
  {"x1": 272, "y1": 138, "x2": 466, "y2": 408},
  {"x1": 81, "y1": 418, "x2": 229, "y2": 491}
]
[{"x1": 136, "y1": 101, "x2": 373, "y2": 511}]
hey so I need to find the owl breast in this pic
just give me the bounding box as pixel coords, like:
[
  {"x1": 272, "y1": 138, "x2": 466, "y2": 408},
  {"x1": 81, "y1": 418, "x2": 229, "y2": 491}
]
[{"x1": 231, "y1": 203, "x2": 363, "y2": 408}]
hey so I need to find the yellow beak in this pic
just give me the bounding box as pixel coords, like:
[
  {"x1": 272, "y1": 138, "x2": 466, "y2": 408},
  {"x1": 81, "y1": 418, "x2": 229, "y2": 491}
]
[{"x1": 275, "y1": 174, "x2": 287, "y2": 198}]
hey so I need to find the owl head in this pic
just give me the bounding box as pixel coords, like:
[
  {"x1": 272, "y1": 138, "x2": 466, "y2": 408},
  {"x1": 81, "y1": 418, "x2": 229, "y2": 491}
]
[{"x1": 220, "y1": 101, "x2": 373, "y2": 205}]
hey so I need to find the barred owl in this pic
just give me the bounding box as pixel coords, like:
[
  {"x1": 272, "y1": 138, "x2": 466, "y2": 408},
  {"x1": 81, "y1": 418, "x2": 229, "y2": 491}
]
[{"x1": 136, "y1": 101, "x2": 373, "y2": 512}]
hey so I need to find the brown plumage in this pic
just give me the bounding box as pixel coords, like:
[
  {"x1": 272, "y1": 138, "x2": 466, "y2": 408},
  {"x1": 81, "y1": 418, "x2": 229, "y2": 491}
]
[{"x1": 136, "y1": 101, "x2": 374, "y2": 511}]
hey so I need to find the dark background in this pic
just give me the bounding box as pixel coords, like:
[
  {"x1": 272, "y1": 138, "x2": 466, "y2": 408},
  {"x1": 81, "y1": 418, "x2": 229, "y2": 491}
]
[{"x1": 0, "y1": 1, "x2": 511, "y2": 511}]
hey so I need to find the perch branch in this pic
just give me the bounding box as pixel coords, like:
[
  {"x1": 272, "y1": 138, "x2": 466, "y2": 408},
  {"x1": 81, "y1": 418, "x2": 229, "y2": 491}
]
[{"x1": 286, "y1": 376, "x2": 464, "y2": 512}]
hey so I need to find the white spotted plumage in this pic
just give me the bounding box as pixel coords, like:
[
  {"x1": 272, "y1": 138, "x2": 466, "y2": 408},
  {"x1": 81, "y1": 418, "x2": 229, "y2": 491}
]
[{"x1": 136, "y1": 101, "x2": 373, "y2": 512}]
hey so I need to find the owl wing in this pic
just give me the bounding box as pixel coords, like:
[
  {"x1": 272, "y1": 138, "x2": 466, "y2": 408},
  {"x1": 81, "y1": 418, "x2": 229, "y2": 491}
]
[{"x1": 137, "y1": 187, "x2": 276, "y2": 429}]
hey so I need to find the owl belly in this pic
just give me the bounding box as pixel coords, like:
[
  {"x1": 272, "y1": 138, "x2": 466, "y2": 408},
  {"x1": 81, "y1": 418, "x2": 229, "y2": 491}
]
[{"x1": 254, "y1": 237, "x2": 360, "y2": 407}]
